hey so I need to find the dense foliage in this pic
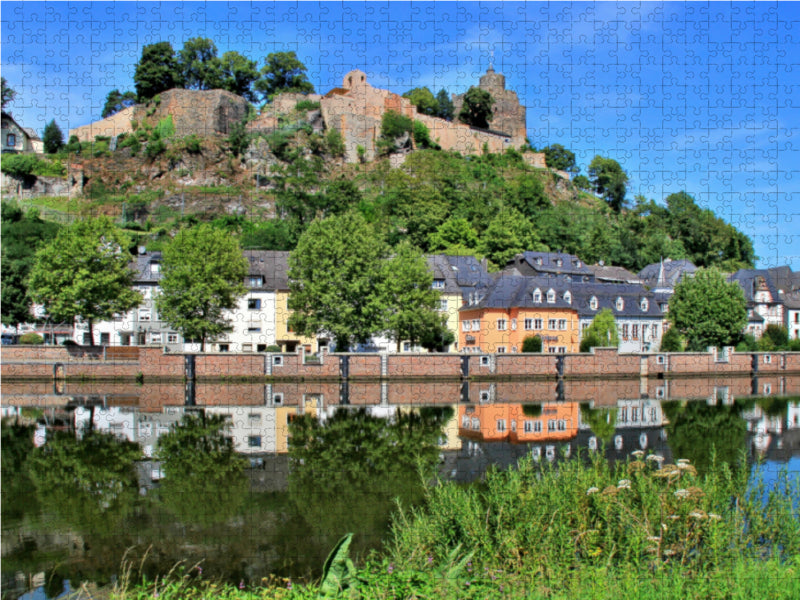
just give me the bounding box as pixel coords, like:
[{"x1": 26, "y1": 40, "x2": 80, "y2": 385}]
[
  {"x1": 458, "y1": 86, "x2": 494, "y2": 129},
  {"x1": 42, "y1": 119, "x2": 64, "y2": 154},
  {"x1": 580, "y1": 308, "x2": 620, "y2": 351}
]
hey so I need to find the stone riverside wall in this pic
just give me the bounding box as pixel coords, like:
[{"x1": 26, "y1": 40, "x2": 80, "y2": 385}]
[{"x1": 3, "y1": 346, "x2": 800, "y2": 382}]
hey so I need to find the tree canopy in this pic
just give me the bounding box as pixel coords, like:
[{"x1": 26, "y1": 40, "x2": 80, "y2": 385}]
[
  {"x1": 101, "y1": 89, "x2": 138, "y2": 118},
  {"x1": 542, "y1": 144, "x2": 578, "y2": 173},
  {"x1": 42, "y1": 119, "x2": 64, "y2": 154},
  {"x1": 27, "y1": 216, "x2": 142, "y2": 342},
  {"x1": 156, "y1": 224, "x2": 248, "y2": 351},
  {"x1": 177, "y1": 37, "x2": 221, "y2": 90},
  {"x1": 588, "y1": 155, "x2": 629, "y2": 212},
  {"x1": 580, "y1": 308, "x2": 620, "y2": 352},
  {"x1": 254, "y1": 51, "x2": 315, "y2": 102},
  {"x1": 1, "y1": 76, "x2": 16, "y2": 108},
  {"x1": 403, "y1": 87, "x2": 439, "y2": 116},
  {"x1": 668, "y1": 267, "x2": 747, "y2": 350},
  {"x1": 288, "y1": 212, "x2": 387, "y2": 350},
  {"x1": 435, "y1": 89, "x2": 455, "y2": 121},
  {"x1": 458, "y1": 87, "x2": 494, "y2": 129},
  {"x1": 133, "y1": 41, "x2": 180, "y2": 100}
]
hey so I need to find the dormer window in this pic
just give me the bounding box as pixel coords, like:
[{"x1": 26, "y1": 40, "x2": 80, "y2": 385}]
[
  {"x1": 533, "y1": 288, "x2": 542, "y2": 303},
  {"x1": 616, "y1": 297, "x2": 624, "y2": 311},
  {"x1": 535, "y1": 257, "x2": 543, "y2": 266},
  {"x1": 546, "y1": 289, "x2": 556, "y2": 303},
  {"x1": 555, "y1": 258, "x2": 563, "y2": 267},
  {"x1": 563, "y1": 291, "x2": 572, "y2": 305},
  {"x1": 590, "y1": 296, "x2": 598, "y2": 310},
  {"x1": 640, "y1": 298, "x2": 649, "y2": 312},
  {"x1": 248, "y1": 275, "x2": 264, "y2": 288},
  {"x1": 150, "y1": 262, "x2": 160, "y2": 274},
  {"x1": 432, "y1": 280, "x2": 445, "y2": 289}
]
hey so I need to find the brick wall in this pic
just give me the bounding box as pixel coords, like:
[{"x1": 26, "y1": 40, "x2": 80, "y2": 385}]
[
  {"x1": 347, "y1": 355, "x2": 382, "y2": 378},
  {"x1": 386, "y1": 355, "x2": 461, "y2": 378},
  {"x1": 495, "y1": 355, "x2": 558, "y2": 377},
  {"x1": 564, "y1": 348, "x2": 640, "y2": 377}
]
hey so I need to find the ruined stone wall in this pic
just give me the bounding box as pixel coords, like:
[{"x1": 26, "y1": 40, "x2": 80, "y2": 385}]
[{"x1": 69, "y1": 89, "x2": 250, "y2": 143}]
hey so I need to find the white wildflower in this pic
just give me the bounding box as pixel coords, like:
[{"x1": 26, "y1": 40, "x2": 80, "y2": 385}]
[
  {"x1": 587, "y1": 487, "x2": 600, "y2": 495},
  {"x1": 617, "y1": 479, "x2": 632, "y2": 489},
  {"x1": 674, "y1": 489, "x2": 691, "y2": 499},
  {"x1": 631, "y1": 450, "x2": 645, "y2": 458},
  {"x1": 647, "y1": 454, "x2": 665, "y2": 464}
]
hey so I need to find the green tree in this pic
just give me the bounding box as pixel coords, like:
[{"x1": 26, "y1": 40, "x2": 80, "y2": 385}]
[
  {"x1": 378, "y1": 110, "x2": 413, "y2": 155},
  {"x1": 403, "y1": 87, "x2": 438, "y2": 115},
  {"x1": 509, "y1": 173, "x2": 549, "y2": 216},
  {"x1": 177, "y1": 37, "x2": 222, "y2": 90},
  {"x1": 522, "y1": 335, "x2": 543, "y2": 352},
  {"x1": 458, "y1": 87, "x2": 494, "y2": 129},
  {"x1": 580, "y1": 308, "x2": 619, "y2": 351},
  {"x1": 101, "y1": 89, "x2": 137, "y2": 118},
  {"x1": 255, "y1": 51, "x2": 315, "y2": 102},
  {"x1": 156, "y1": 224, "x2": 248, "y2": 351},
  {"x1": 288, "y1": 212, "x2": 387, "y2": 350},
  {"x1": 588, "y1": 155, "x2": 629, "y2": 212},
  {"x1": 1, "y1": 202, "x2": 60, "y2": 325},
  {"x1": 759, "y1": 324, "x2": 789, "y2": 351},
  {"x1": 429, "y1": 217, "x2": 480, "y2": 254},
  {"x1": 133, "y1": 41, "x2": 179, "y2": 101},
  {"x1": 479, "y1": 207, "x2": 546, "y2": 267},
  {"x1": 28, "y1": 217, "x2": 142, "y2": 344},
  {"x1": 218, "y1": 51, "x2": 260, "y2": 101},
  {"x1": 379, "y1": 242, "x2": 441, "y2": 351},
  {"x1": 156, "y1": 413, "x2": 247, "y2": 526},
  {"x1": 42, "y1": 119, "x2": 64, "y2": 154},
  {"x1": 542, "y1": 144, "x2": 578, "y2": 173},
  {"x1": 435, "y1": 88, "x2": 454, "y2": 121},
  {"x1": 419, "y1": 313, "x2": 456, "y2": 352},
  {"x1": 660, "y1": 325, "x2": 685, "y2": 352},
  {"x1": 668, "y1": 268, "x2": 747, "y2": 351},
  {"x1": 1, "y1": 76, "x2": 16, "y2": 108},
  {"x1": 579, "y1": 404, "x2": 617, "y2": 444},
  {"x1": 573, "y1": 174, "x2": 592, "y2": 190},
  {"x1": 226, "y1": 118, "x2": 250, "y2": 156}
]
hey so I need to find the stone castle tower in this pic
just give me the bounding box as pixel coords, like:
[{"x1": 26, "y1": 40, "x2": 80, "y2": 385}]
[{"x1": 452, "y1": 65, "x2": 527, "y2": 146}]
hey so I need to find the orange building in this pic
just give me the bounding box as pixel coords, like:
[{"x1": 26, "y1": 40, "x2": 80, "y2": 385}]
[
  {"x1": 459, "y1": 402, "x2": 579, "y2": 442},
  {"x1": 459, "y1": 276, "x2": 580, "y2": 353}
]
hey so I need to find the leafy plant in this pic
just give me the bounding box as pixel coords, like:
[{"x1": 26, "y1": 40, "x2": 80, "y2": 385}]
[{"x1": 319, "y1": 533, "x2": 357, "y2": 596}]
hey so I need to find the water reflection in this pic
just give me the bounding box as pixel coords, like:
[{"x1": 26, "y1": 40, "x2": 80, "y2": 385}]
[{"x1": 2, "y1": 376, "x2": 800, "y2": 599}]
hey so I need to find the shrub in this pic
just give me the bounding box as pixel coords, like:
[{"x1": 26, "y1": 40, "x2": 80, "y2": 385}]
[
  {"x1": 761, "y1": 324, "x2": 789, "y2": 350},
  {"x1": 118, "y1": 134, "x2": 141, "y2": 155},
  {"x1": 325, "y1": 129, "x2": 345, "y2": 157},
  {"x1": 660, "y1": 325, "x2": 684, "y2": 352},
  {"x1": 381, "y1": 110, "x2": 413, "y2": 140},
  {"x1": 265, "y1": 131, "x2": 291, "y2": 161},
  {"x1": 181, "y1": 134, "x2": 202, "y2": 154},
  {"x1": 1, "y1": 153, "x2": 39, "y2": 177},
  {"x1": 19, "y1": 332, "x2": 44, "y2": 345},
  {"x1": 522, "y1": 335, "x2": 542, "y2": 352},
  {"x1": 145, "y1": 139, "x2": 166, "y2": 159},
  {"x1": 412, "y1": 120, "x2": 437, "y2": 149},
  {"x1": 92, "y1": 140, "x2": 111, "y2": 158},
  {"x1": 295, "y1": 99, "x2": 320, "y2": 111},
  {"x1": 153, "y1": 115, "x2": 175, "y2": 140}
]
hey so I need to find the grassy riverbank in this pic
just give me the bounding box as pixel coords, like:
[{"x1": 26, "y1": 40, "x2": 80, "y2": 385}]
[{"x1": 109, "y1": 452, "x2": 799, "y2": 599}]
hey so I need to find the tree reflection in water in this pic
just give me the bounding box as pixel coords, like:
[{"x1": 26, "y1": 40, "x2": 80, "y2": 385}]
[{"x1": 287, "y1": 407, "x2": 450, "y2": 566}]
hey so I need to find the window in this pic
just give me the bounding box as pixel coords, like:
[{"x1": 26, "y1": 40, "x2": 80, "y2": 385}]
[
  {"x1": 273, "y1": 393, "x2": 283, "y2": 405},
  {"x1": 432, "y1": 280, "x2": 445, "y2": 289},
  {"x1": 547, "y1": 289, "x2": 556, "y2": 303},
  {"x1": 273, "y1": 355, "x2": 283, "y2": 366},
  {"x1": 100, "y1": 333, "x2": 110, "y2": 345},
  {"x1": 471, "y1": 417, "x2": 480, "y2": 431},
  {"x1": 511, "y1": 318, "x2": 517, "y2": 330},
  {"x1": 497, "y1": 346, "x2": 506, "y2": 353},
  {"x1": 218, "y1": 343, "x2": 229, "y2": 352},
  {"x1": 248, "y1": 436, "x2": 262, "y2": 448},
  {"x1": 621, "y1": 324, "x2": 629, "y2": 339},
  {"x1": 632, "y1": 324, "x2": 639, "y2": 339},
  {"x1": 764, "y1": 354, "x2": 772, "y2": 364},
  {"x1": 533, "y1": 288, "x2": 542, "y2": 303},
  {"x1": 7, "y1": 133, "x2": 16, "y2": 147},
  {"x1": 496, "y1": 419, "x2": 506, "y2": 432},
  {"x1": 642, "y1": 324, "x2": 649, "y2": 340},
  {"x1": 139, "y1": 422, "x2": 152, "y2": 437},
  {"x1": 167, "y1": 333, "x2": 179, "y2": 344},
  {"x1": 555, "y1": 258, "x2": 563, "y2": 267},
  {"x1": 139, "y1": 310, "x2": 151, "y2": 321},
  {"x1": 439, "y1": 298, "x2": 449, "y2": 311},
  {"x1": 248, "y1": 298, "x2": 261, "y2": 310},
  {"x1": 247, "y1": 327, "x2": 262, "y2": 333},
  {"x1": 480, "y1": 356, "x2": 490, "y2": 366},
  {"x1": 582, "y1": 322, "x2": 589, "y2": 331},
  {"x1": 534, "y1": 318, "x2": 543, "y2": 329},
  {"x1": 149, "y1": 332, "x2": 162, "y2": 344},
  {"x1": 547, "y1": 419, "x2": 556, "y2": 431},
  {"x1": 472, "y1": 319, "x2": 480, "y2": 330},
  {"x1": 764, "y1": 383, "x2": 772, "y2": 395},
  {"x1": 557, "y1": 420, "x2": 566, "y2": 431},
  {"x1": 480, "y1": 390, "x2": 491, "y2": 402},
  {"x1": 248, "y1": 412, "x2": 262, "y2": 423},
  {"x1": 497, "y1": 319, "x2": 507, "y2": 331},
  {"x1": 461, "y1": 415, "x2": 470, "y2": 428},
  {"x1": 563, "y1": 291, "x2": 572, "y2": 304},
  {"x1": 558, "y1": 319, "x2": 567, "y2": 330},
  {"x1": 150, "y1": 262, "x2": 160, "y2": 274},
  {"x1": 619, "y1": 407, "x2": 628, "y2": 423},
  {"x1": 652, "y1": 324, "x2": 659, "y2": 339},
  {"x1": 590, "y1": 296, "x2": 598, "y2": 310},
  {"x1": 616, "y1": 297, "x2": 624, "y2": 311},
  {"x1": 548, "y1": 319, "x2": 557, "y2": 330},
  {"x1": 523, "y1": 420, "x2": 535, "y2": 433},
  {"x1": 524, "y1": 318, "x2": 534, "y2": 330},
  {"x1": 248, "y1": 276, "x2": 264, "y2": 288},
  {"x1": 640, "y1": 298, "x2": 649, "y2": 311},
  {"x1": 462, "y1": 321, "x2": 471, "y2": 332},
  {"x1": 242, "y1": 343, "x2": 253, "y2": 352}
]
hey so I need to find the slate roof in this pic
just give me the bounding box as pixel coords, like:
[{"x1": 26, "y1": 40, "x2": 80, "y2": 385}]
[
  {"x1": 587, "y1": 264, "x2": 641, "y2": 284},
  {"x1": 22, "y1": 127, "x2": 41, "y2": 141},
  {"x1": 427, "y1": 254, "x2": 493, "y2": 297},
  {"x1": 462, "y1": 275, "x2": 663, "y2": 319},
  {"x1": 244, "y1": 250, "x2": 290, "y2": 290},
  {"x1": 638, "y1": 259, "x2": 697, "y2": 289},
  {"x1": 767, "y1": 266, "x2": 800, "y2": 294},
  {"x1": 780, "y1": 291, "x2": 800, "y2": 310},
  {"x1": 728, "y1": 269, "x2": 782, "y2": 304},
  {"x1": 131, "y1": 251, "x2": 162, "y2": 283},
  {"x1": 505, "y1": 251, "x2": 594, "y2": 279}
]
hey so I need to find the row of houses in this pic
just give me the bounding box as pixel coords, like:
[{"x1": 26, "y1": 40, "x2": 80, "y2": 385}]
[{"x1": 67, "y1": 249, "x2": 800, "y2": 353}]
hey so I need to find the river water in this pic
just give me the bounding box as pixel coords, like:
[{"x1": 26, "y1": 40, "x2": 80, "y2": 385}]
[{"x1": 2, "y1": 375, "x2": 799, "y2": 599}]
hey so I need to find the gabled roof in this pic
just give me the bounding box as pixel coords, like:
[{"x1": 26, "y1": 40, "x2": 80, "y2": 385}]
[
  {"x1": 131, "y1": 251, "x2": 162, "y2": 283},
  {"x1": 244, "y1": 250, "x2": 290, "y2": 290},
  {"x1": 729, "y1": 269, "x2": 782, "y2": 304},
  {"x1": 587, "y1": 264, "x2": 640, "y2": 284},
  {"x1": 780, "y1": 291, "x2": 800, "y2": 310},
  {"x1": 22, "y1": 127, "x2": 41, "y2": 141},
  {"x1": 427, "y1": 254, "x2": 493, "y2": 296},
  {"x1": 638, "y1": 259, "x2": 697, "y2": 289}
]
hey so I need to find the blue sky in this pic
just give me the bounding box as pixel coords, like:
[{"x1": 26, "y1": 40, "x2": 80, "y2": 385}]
[{"x1": 3, "y1": 1, "x2": 798, "y2": 271}]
